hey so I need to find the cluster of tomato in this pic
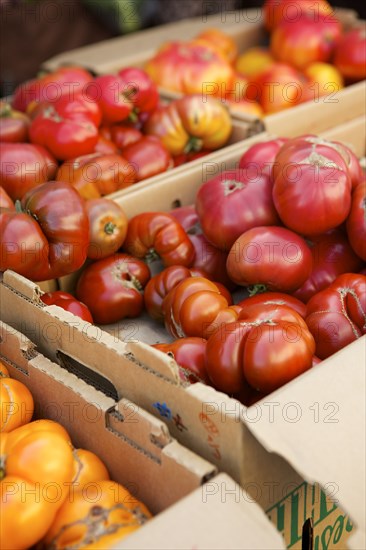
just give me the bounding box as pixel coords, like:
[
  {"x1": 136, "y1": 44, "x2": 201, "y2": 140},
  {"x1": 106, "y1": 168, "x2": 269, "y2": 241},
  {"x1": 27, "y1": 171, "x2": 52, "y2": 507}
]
[
  {"x1": 0, "y1": 360, "x2": 151, "y2": 550},
  {"x1": 0, "y1": 63, "x2": 233, "y2": 204},
  {"x1": 29, "y1": 133, "x2": 365, "y2": 407},
  {"x1": 145, "y1": 0, "x2": 366, "y2": 115}
]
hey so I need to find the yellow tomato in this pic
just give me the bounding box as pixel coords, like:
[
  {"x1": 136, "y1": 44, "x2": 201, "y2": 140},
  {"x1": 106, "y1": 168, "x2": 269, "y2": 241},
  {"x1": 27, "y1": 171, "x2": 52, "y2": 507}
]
[
  {"x1": 235, "y1": 47, "x2": 274, "y2": 79},
  {"x1": 0, "y1": 377, "x2": 34, "y2": 433},
  {"x1": 43, "y1": 480, "x2": 152, "y2": 549},
  {"x1": 72, "y1": 448, "x2": 110, "y2": 490},
  {"x1": 1, "y1": 429, "x2": 74, "y2": 549},
  {"x1": 195, "y1": 28, "x2": 238, "y2": 64},
  {"x1": 302, "y1": 62, "x2": 344, "y2": 101}
]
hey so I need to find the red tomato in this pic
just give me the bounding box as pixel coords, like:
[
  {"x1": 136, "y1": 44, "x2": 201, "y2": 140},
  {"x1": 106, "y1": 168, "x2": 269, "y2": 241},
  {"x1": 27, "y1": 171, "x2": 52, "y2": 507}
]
[
  {"x1": 86, "y1": 198, "x2": 128, "y2": 260},
  {"x1": 11, "y1": 66, "x2": 94, "y2": 112},
  {"x1": 56, "y1": 153, "x2": 137, "y2": 199},
  {"x1": 122, "y1": 136, "x2": 172, "y2": 181},
  {"x1": 237, "y1": 291, "x2": 307, "y2": 318},
  {"x1": 94, "y1": 134, "x2": 120, "y2": 155},
  {"x1": 238, "y1": 138, "x2": 288, "y2": 177},
  {"x1": 153, "y1": 338, "x2": 209, "y2": 384},
  {"x1": 90, "y1": 75, "x2": 133, "y2": 125},
  {"x1": 195, "y1": 168, "x2": 280, "y2": 251},
  {"x1": 144, "y1": 265, "x2": 206, "y2": 322},
  {"x1": 124, "y1": 212, "x2": 195, "y2": 267},
  {"x1": 163, "y1": 277, "x2": 238, "y2": 339},
  {"x1": 110, "y1": 125, "x2": 142, "y2": 149},
  {"x1": 117, "y1": 67, "x2": 159, "y2": 114},
  {"x1": 170, "y1": 204, "x2": 235, "y2": 290},
  {"x1": 294, "y1": 230, "x2": 364, "y2": 302},
  {"x1": 249, "y1": 63, "x2": 304, "y2": 114},
  {"x1": 75, "y1": 253, "x2": 150, "y2": 324},
  {"x1": 346, "y1": 181, "x2": 366, "y2": 261},
  {"x1": 334, "y1": 25, "x2": 366, "y2": 82},
  {"x1": 0, "y1": 143, "x2": 57, "y2": 201},
  {"x1": 264, "y1": 0, "x2": 333, "y2": 31},
  {"x1": 272, "y1": 136, "x2": 352, "y2": 235},
  {"x1": 0, "y1": 187, "x2": 15, "y2": 210},
  {"x1": 205, "y1": 303, "x2": 315, "y2": 393},
  {"x1": 31, "y1": 93, "x2": 102, "y2": 128},
  {"x1": 270, "y1": 12, "x2": 341, "y2": 70},
  {"x1": 0, "y1": 181, "x2": 89, "y2": 281},
  {"x1": 29, "y1": 104, "x2": 99, "y2": 161},
  {"x1": 0, "y1": 101, "x2": 30, "y2": 143},
  {"x1": 306, "y1": 273, "x2": 366, "y2": 358},
  {"x1": 41, "y1": 291, "x2": 93, "y2": 323},
  {"x1": 226, "y1": 226, "x2": 313, "y2": 293}
]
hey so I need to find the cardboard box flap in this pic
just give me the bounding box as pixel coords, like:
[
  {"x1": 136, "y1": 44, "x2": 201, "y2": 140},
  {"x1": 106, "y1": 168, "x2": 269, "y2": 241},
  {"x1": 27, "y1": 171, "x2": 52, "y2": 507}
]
[
  {"x1": 245, "y1": 337, "x2": 366, "y2": 542},
  {"x1": 0, "y1": 322, "x2": 37, "y2": 373},
  {"x1": 117, "y1": 473, "x2": 286, "y2": 550},
  {"x1": 2, "y1": 270, "x2": 43, "y2": 302},
  {"x1": 126, "y1": 340, "x2": 181, "y2": 383},
  {"x1": 265, "y1": 81, "x2": 366, "y2": 137}
]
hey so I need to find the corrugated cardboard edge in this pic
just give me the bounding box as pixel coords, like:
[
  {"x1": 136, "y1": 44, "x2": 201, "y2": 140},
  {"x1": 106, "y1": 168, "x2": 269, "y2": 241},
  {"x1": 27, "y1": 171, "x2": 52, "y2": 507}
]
[
  {"x1": 244, "y1": 337, "x2": 366, "y2": 549},
  {"x1": 115, "y1": 472, "x2": 286, "y2": 550}
]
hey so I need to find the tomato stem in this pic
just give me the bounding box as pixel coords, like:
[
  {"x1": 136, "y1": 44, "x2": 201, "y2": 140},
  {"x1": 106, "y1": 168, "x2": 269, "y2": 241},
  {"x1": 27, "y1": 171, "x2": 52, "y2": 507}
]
[
  {"x1": 14, "y1": 199, "x2": 23, "y2": 214},
  {"x1": 248, "y1": 284, "x2": 268, "y2": 296},
  {"x1": 104, "y1": 221, "x2": 116, "y2": 235},
  {"x1": 184, "y1": 136, "x2": 203, "y2": 154},
  {"x1": 145, "y1": 248, "x2": 160, "y2": 263},
  {"x1": 0, "y1": 103, "x2": 12, "y2": 117}
]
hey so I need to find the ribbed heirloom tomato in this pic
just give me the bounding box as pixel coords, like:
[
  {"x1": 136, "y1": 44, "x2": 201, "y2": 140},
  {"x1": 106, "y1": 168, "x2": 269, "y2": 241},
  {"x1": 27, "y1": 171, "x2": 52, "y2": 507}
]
[
  {"x1": 306, "y1": 273, "x2": 366, "y2": 359},
  {"x1": 272, "y1": 135, "x2": 352, "y2": 235},
  {"x1": 163, "y1": 276, "x2": 241, "y2": 339},
  {"x1": 0, "y1": 422, "x2": 75, "y2": 550},
  {"x1": 0, "y1": 181, "x2": 89, "y2": 281},
  {"x1": 195, "y1": 168, "x2": 280, "y2": 251},
  {"x1": 124, "y1": 212, "x2": 195, "y2": 267},
  {"x1": 144, "y1": 95, "x2": 232, "y2": 156},
  {"x1": 205, "y1": 304, "x2": 315, "y2": 394},
  {"x1": 144, "y1": 265, "x2": 207, "y2": 322},
  {"x1": 42, "y1": 480, "x2": 151, "y2": 549}
]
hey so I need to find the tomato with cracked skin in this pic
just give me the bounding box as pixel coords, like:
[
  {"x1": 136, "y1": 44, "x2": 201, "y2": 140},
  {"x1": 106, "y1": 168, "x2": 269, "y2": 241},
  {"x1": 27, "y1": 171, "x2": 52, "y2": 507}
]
[
  {"x1": 305, "y1": 273, "x2": 366, "y2": 359},
  {"x1": 75, "y1": 253, "x2": 150, "y2": 325}
]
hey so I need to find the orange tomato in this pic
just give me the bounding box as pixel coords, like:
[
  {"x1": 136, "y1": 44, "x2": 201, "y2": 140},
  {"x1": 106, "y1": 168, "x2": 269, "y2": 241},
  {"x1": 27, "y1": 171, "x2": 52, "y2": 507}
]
[
  {"x1": 0, "y1": 377, "x2": 34, "y2": 433},
  {"x1": 226, "y1": 99, "x2": 264, "y2": 118},
  {"x1": 250, "y1": 63, "x2": 304, "y2": 114},
  {"x1": 72, "y1": 448, "x2": 110, "y2": 489},
  {"x1": 6, "y1": 418, "x2": 72, "y2": 450},
  {"x1": 264, "y1": 0, "x2": 333, "y2": 31},
  {"x1": 145, "y1": 41, "x2": 234, "y2": 96},
  {"x1": 1, "y1": 429, "x2": 74, "y2": 549},
  {"x1": 43, "y1": 480, "x2": 152, "y2": 549},
  {"x1": 195, "y1": 28, "x2": 238, "y2": 64},
  {"x1": 235, "y1": 47, "x2": 274, "y2": 79}
]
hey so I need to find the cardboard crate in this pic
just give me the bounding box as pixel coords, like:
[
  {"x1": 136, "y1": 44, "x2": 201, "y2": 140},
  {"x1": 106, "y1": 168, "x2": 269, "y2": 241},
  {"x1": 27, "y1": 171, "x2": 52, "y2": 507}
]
[
  {"x1": 1, "y1": 118, "x2": 365, "y2": 549},
  {"x1": 0, "y1": 319, "x2": 285, "y2": 550},
  {"x1": 41, "y1": 7, "x2": 364, "y2": 130}
]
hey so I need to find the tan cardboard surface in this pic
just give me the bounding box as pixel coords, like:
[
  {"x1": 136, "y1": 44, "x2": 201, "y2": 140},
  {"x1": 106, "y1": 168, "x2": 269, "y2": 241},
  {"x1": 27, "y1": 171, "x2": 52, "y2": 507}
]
[
  {"x1": 117, "y1": 473, "x2": 286, "y2": 550},
  {"x1": 0, "y1": 321, "x2": 285, "y2": 549}
]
